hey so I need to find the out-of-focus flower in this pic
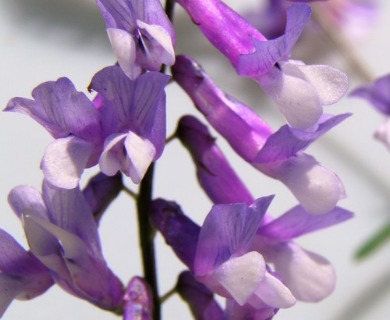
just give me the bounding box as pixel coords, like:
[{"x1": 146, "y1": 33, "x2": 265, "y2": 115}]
[
  {"x1": 96, "y1": 0, "x2": 176, "y2": 79},
  {"x1": 173, "y1": 56, "x2": 349, "y2": 215},
  {"x1": 175, "y1": 0, "x2": 348, "y2": 129},
  {"x1": 351, "y1": 74, "x2": 390, "y2": 149},
  {"x1": 6, "y1": 181, "x2": 123, "y2": 311},
  {"x1": 123, "y1": 277, "x2": 153, "y2": 320},
  {"x1": 5, "y1": 65, "x2": 170, "y2": 188}
]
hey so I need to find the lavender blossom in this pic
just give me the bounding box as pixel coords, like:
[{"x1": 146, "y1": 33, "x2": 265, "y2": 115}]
[
  {"x1": 176, "y1": 113, "x2": 353, "y2": 303},
  {"x1": 173, "y1": 56, "x2": 349, "y2": 215},
  {"x1": 176, "y1": 0, "x2": 348, "y2": 129},
  {"x1": 151, "y1": 197, "x2": 297, "y2": 316},
  {"x1": 5, "y1": 65, "x2": 170, "y2": 188},
  {"x1": 6, "y1": 181, "x2": 124, "y2": 311},
  {"x1": 96, "y1": 0, "x2": 176, "y2": 79},
  {"x1": 351, "y1": 74, "x2": 390, "y2": 149}
]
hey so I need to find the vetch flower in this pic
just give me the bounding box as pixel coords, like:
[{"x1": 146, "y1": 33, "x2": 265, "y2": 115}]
[
  {"x1": 176, "y1": 0, "x2": 348, "y2": 129},
  {"x1": 175, "y1": 120, "x2": 354, "y2": 302},
  {"x1": 151, "y1": 197, "x2": 297, "y2": 316},
  {"x1": 173, "y1": 56, "x2": 349, "y2": 214},
  {"x1": 0, "y1": 229, "x2": 53, "y2": 317},
  {"x1": 351, "y1": 74, "x2": 390, "y2": 149},
  {"x1": 7, "y1": 180, "x2": 124, "y2": 311},
  {"x1": 96, "y1": 0, "x2": 176, "y2": 79},
  {"x1": 5, "y1": 65, "x2": 170, "y2": 188}
]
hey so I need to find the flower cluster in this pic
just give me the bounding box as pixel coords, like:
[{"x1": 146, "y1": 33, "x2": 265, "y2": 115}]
[{"x1": 1, "y1": 0, "x2": 355, "y2": 319}]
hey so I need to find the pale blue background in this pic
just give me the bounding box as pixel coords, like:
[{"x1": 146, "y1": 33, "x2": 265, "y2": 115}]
[{"x1": 1, "y1": 0, "x2": 390, "y2": 319}]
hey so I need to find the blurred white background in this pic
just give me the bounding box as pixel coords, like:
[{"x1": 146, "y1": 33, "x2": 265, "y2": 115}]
[{"x1": 1, "y1": 0, "x2": 390, "y2": 319}]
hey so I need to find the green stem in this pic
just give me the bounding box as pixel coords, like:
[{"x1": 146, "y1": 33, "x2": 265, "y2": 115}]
[
  {"x1": 136, "y1": 163, "x2": 160, "y2": 319},
  {"x1": 355, "y1": 220, "x2": 390, "y2": 260}
]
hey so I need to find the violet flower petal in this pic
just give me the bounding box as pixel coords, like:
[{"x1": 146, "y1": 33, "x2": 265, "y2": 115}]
[
  {"x1": 41, "y1": 136, "x2": 94, "y2": 189},
  {"x1": 194, "y1": 196, "x2": 273, "y2": 276},
  {"x1": 176, "y1": 115, "x2": 254, "y2": 205},
  {"x1": 258, "y1": 205, "x2": 353, "y2": 241},
  {"x1": 5, "y1": 78, "x2": 101, "y2": 140},
  {"x1": 150, "y1": 199, "x2": 200, "y2": 269},
  {"x1": 176, "y1": 271, "x2": 224, "y2": 320}
]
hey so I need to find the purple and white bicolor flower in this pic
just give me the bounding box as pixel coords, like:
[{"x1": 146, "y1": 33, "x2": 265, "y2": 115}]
[
  {"x1": 173, "y1": 56, "x2": 349, "y2": 215},
  {"x1": 176, "y1": 0, "x2": 348, "y2": 129},
  {"x1": 6, "y1": 180, "x2": 124, "y2": 311},
  {"x1": 5, "y1": 65, "x2": 169, "y2": 188},
  {"x1": 151, "y1": 197, "x2": 297, "y2": 316},
  {"x1": 96, "y1": 0, "x2": 176, "y2": 79},
  {"x1": 350, "y1": 74, "x2": 390, "y2": 149},
  {"x1": 176, "y1": 113, "x2": 353, "y2": 304}
]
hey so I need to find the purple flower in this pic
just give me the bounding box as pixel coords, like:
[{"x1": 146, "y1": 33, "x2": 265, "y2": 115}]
[
  {"x1": 173, "y1": 56, "x2": 349, "y2": 215},
  {"x1": 123, "y1": 277, "x2": 153, "y2": 320},
  {"x1": 6, "y1": 181, "x2": 124, "y2": 311},
  {"x1": 176, "y1": 1, "x2": 348, "y2": 129},
  {"x1": 351, "y1": 74, "x2": 390, "y2": 149},
  {"x1": 96, "y1": 0, "x2": 176, "y2": 79},
  {"x1": 175, "y1": 114, "x2": 354, "y2": 302},
  {"x1": 151, "y1": 197, "x2": 297, "y2": 314},
  {"x1": 0, "y1": 229, "x2": 53, "y2": 317},
  {"x1": 5, "y1": 65, "x2": 170, "y2": 188}
]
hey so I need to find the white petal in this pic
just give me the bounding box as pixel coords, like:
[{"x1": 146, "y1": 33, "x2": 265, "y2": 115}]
[
  {"x1": 254, "y1": 272, "x2": 296, "y2": 308},
  {"x1": 374, "y1": 118, "x2": 390, "y2": 149},
  {"x1": 212, "y1": 251, "x2": 265, "y2": 305},
  {"x1": 107, "y1": 28, "x2": 141, "y2": 80},
  {"x1": 99, "y1": 133, "x2": 128, "y2": 176},
  {"x1": 124, "y1": 131, "x2": 156, "y2": 184},
  {"x1": 273, "y1": 243, "x2": 336, "y2": 302},
  {"x1": 136, "y1": 20, "x2": 175, "y2": 66},
  {"x1": 41, "y1": 136, "x2": 93, "y2": 189}
]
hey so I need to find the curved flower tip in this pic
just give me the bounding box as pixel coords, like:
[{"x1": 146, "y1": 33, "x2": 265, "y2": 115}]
[
  {"x1": 265, "y1": 154, "x2": 346, "y2": 215},
  {"x1": 374, "y1": 119, "x2": 390, "y2": 149},
  {"x1": 123, "y1": 277, "x2": 153, "y2": 320},
  {"x1": 272, "y1": 243, "x2": 336, "y2": 302},
  {"x1": 256, "y1": 61, "x2": 349, "y2": 130}
]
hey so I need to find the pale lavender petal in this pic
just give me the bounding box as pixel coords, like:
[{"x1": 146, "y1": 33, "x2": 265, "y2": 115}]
[
  {"x1": 225, "y1": 298, "x2": 278, "y2": 320},
  {"x1": 82, "y1": 172, "x2": 123, "y2": 224},
  {"x1": 7, "y1": 185, "x2": 48, "y2": 220},
  {"x1": 0, "y1": 229, "x2": 53, "y2": 315},
  {"x1": 374, "y1": 118, "x2": 390, "y2": 149},
  {"x1": 41, "y1": 181, "x2": 101, "y2": 256},
  {"x1": 5, "y1": 78, "x2": 101, "y2": 140},
  {"x1": 150, "y1": 199, "x2": 200, "y2": 269},
  {"x1": 23, "y1": 214, "x2": 123, "y2": 310},
  {"x1": 238, "y1": 4, "x2": 312, "y2": 76},
  {"x1": 123, "y1": 277, "x2": 153, "y2": 320},
  {"x1": 259, "y1": 206, "x2": 353, "y2": 241},
  {"x1": 254, "y1": 272, "x2": 295, "y2": 308},
  {"x1": 211, "y1": 251, "x2": 266, "y2": 305},
  {"x1": 41, "y1": 136, "x2": 94, "y2": 189},
  {"x1": 176, "y1": 271, "x2": 223, "y2": 320},
  {"x1": 256, "y1": 154, "x2": 345, "y2": 215},
  {"x1": 271, "y1": 242, "x2": 336, "y2": 302},
  {"x1": 194, "y1": 197, "x2": 273, "y2": 276},
  {"x1": 176, "y1": 115, "x2": 254, "y2": 205},
  {"x1": 96, "y1": 0, "x2": 136, "y2": 30},
  {"x1": 107, "y1": 28, "x2": 140, "y2": 80},
  {"x1": 254, "y1": 113, "x2": 351, "y2": 163},
  {"x1": 351, "y1": 74, "x2": 390, "y2": 115}
]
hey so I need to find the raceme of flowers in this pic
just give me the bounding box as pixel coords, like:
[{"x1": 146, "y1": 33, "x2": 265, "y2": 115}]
[{"x1": 0, "y1": 0, "x2": 356, "y2": 319}]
